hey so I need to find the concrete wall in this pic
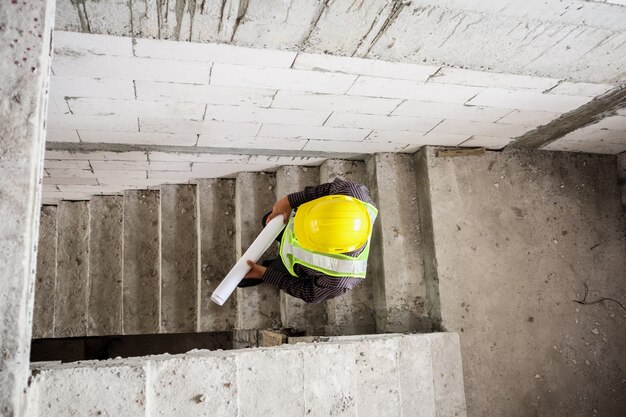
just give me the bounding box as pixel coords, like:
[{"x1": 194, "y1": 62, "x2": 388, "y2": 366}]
[
  {"x1": 0, "y1": 1, "x2": 55, "y2": 415},
  {"x1": 26, "y1": 333, "x2": 466, "y2": 417},
  {"x1": 416, "y1": 147, "x2": 626, "y2": 416}
]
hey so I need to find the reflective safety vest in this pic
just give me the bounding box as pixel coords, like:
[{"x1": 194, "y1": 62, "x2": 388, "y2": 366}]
[{"x1": 279, "y1": 201, "x2": 378, "y2": 279}]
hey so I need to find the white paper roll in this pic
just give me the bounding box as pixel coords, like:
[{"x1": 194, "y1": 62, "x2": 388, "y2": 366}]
[{"x1": 211, "y1": 214, "x2": 286, "y2": 306}]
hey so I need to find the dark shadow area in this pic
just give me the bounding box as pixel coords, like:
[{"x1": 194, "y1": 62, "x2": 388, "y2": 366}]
[{"x1": 30, "y1": 331, "x2": 233, "y2": 363}]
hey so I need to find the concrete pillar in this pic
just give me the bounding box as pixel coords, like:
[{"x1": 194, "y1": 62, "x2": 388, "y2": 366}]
[
  {"x1": 54, "y1": 201, "x2": 90, "y2": 337},
  {"x1": 366, "y1": 154, "x2": 429, "y2": 333},
  {"x1": 123, "y1": 190, "x2": 160, "y2": 335},
  {"x1": 160, "y1": 184, "x2": 198, "y2": 333},
  {"x1": 235, "y1": 172, "x2": 281, "y2": 330},
  {"x1": 319, "y1": 160, "x2": 376, "y2": 335},
  {"x1": 88, "y1": 196, "x2": 123, "y2": 336},
  {"x1": 197, "y1": 179, "x2": 237, "y2": 331},
  {"x1": 33, "y1": 206, "x2": 58, "y2": 339},
  {"x1": 0, "y1": 0, "x2": 54, "y2": 413},
  {"x1": 275, "y1": 166, "x2": 326, "y2": 333}
]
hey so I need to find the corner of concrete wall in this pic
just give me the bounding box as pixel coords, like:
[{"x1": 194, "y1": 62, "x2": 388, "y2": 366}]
[{"x1": 413, "y1": 147, "x2": 442, "y2": 327}]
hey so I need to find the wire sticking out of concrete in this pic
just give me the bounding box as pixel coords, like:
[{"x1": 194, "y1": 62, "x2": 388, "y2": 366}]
[{"x1": 573, "y1": 282, "x2": 626, "y2": 312}]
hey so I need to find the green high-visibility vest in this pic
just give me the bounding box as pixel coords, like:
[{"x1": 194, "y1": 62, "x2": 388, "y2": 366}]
[{"x1": 279, "y1": 201, "x2": 378, "y2": 279}]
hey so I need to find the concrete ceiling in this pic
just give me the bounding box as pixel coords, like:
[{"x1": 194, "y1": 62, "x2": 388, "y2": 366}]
[{"x1": 43, "y1": 0, "x2": 626, "y2": 204}]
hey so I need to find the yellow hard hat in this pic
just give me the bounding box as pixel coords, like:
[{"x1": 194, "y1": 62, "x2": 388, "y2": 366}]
[{"x1": 294, "y1": 195, "x2": 371, "y2": 254}]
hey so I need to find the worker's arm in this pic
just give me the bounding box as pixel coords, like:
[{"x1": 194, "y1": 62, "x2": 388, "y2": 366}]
[{"x1": 262, "y1": 267, "x2": 353, "y2": 304}]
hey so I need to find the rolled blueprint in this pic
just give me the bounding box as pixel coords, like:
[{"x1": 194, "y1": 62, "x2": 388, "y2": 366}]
[{"x1": 211, "y1": 214, "x2": 286, "y2": 306}]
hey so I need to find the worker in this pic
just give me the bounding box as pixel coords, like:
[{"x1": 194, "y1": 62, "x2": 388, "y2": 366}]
[{"x1": 238, "y1": 177, "x2": 378, "y2": 303}]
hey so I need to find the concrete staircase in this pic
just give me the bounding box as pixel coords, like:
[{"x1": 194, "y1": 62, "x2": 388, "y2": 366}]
[{"x1": 33, "y1": 155, "x2": 430, "y2": 338}]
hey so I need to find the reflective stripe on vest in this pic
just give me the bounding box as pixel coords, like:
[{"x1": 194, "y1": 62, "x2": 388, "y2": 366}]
[{"x1": 279, "y1": 201, "x2": 378, "y2": 279}]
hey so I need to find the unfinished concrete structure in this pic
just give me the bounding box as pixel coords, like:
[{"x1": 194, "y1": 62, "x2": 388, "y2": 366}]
[{"x1": 1, "y1": 0, "x2": 625, "y2": 416}]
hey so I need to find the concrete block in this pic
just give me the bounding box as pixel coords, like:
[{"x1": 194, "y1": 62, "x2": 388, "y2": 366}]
[
  {"x1": 430, "y1": 119, "x2": 533, "y2": 138},
  {"x1": 548, "y1": 81, "x2": 614, "y2": 97},
  {"x1": 87, "y1": 196, "x2": 123, "y2": 336},
  {"x1": 235, "y1": 172, "x2": 281, "y2": 330},
  {"x1": 271, "y1": 90, "x2": 402, "y2": 115},
  {"x1": 48, "y1": 96, "x2": 71, "y2": 114},
  {"x1": 123, "y1": 190, "x2": 160, "y2": 334},
  {"x1": 45, "y1": 150, "x2": 149, "y2": 161},
  {"x1": 135, "y1": 37, "x2": 297, "y2": 67},
  {"x1": 259, "y1": 123, "x2": 370, "y2": 141},
  {"x1": 303, "y1": 343, "x2": 358, "y2": 417},
  {"x1": 347, "y1": 76, "x2": 482, "y2": 103},
  {"x1": 49, "y1": 75, "x2": 134, "y2": 99},
  {"x1": 459, "y1": 136, "x2": 513, "y2": 150},
  {"x1": 467, "y1": 88, "x2": 591, "y2": 112},
  {"x1": 275, "y1": 166, "x2": 326, "y2": 332},
  {"x1": 391, "y1": 100, "x2": 510, "y2": 123},
  {"x1": 418, "y1": 132, "x2": 473, "y2": 147},
  {"x1": 48, "y1": 113, "x2": 138, "y2": 132},
  {"x1": 94, "y1": 170, "x2": 147, "y2": 180},
  {"x1": 140, "y1": 118, "x2": 260, "y2": 137},
  {"x1": 43, "y1": 176, "x2": 99, "y2": 186},
  {"x1": 430, "y1": 67, "x2": 559, "y2": 91},
  {"x1": 258, "y1": 330, "x2": 287, "y2": 347},
  {"x1": 355, "y1": 338, "x2": 401, "y2": 417},
  {"x1": 238, "y1": 349, "x2": 305, "y2": 416},
  {"x1": 54, "y1": 201, "x2": 89, "y2": 337},
  {"x1": 325, "y1": 112, "x2": 441, "y2": 132},
  {"x1": 428, "y1": 333, "x2": 467, "y2": 417},
  {"x1": 211, "y1": 64, "x2": 357, "y2": 94},
  {"x1": 149, "y1": 151, "x2": 249, "y2": 163},
  {"x1": 247, "y1": 155, "x2": 327, "y2": 167},
  {"x1": 30, "y1": 363, "x2": 146, "y2": 417},
  {"x1": 197, "y1": 179, "x2": 238, "y2": 332},
  {"x1": 160, "y1": 184, "x2": 198, "y2": 333},
  {"x1": 495, "y1": 110, "x2": 562, "y2": 126},
  {"x1": 149, "y1": 355, "x2": 237, "y2": 417},
  {"x1": 33, "y1": 206, "x2": 57, "y2": 339},
  {"x1": 319, "y1": 160, "x2": 376, "y2": 335},
  {"x1": 293, "y1": 52, "x2": 439, "y2": 81},
  {"x1": 303, "y1": 139, "x2": 409, "y2": 154},
  {"x1": 90, "y1": 160, "x2": 190, "y2": 172},
  {"x1": 53, "y1": 54, "x2": 212, "y2": 84},
  {"x1": 67, "y1": 97, "x2": 206, "y2": 119},
  {"x1": 135, "y1": 80, "x2": 276, "y2": 107},
  {"x1": 397, "y1": 335, "x2": 436, "y2": 417},
  {"x1": 79, "y1": 130, "x2": 197, "y2": 146},
  {"x1": 365, "y1": 130, "x2": 440, "y2": 145},
  {"x1": 204, "y1": 104, "x2": 330, "y2": 126},
  {"x1": 45, "y1": 128, "x2": 80, "y2": 143},
  {"x1": 46, "y1": 168, "x2": 95, "y2": 178},
  {"x1": 53, "y1": 30, "x2": 134, "y2": 56},
  {"x1": 366, "y1": 154, "x2": 429, "y2": 333},
  {"x1": 198, "y1": 136, "x2": 308, "y2": 151}
]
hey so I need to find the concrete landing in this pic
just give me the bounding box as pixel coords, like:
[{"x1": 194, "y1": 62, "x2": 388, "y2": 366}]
[{"x1": 26, "y1": 333, "x2": 466, "y2": 417}]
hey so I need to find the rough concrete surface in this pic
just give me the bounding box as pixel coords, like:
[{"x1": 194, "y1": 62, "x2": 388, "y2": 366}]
[
  {"x1": 0, "y1": 0, "x2": 54, "y2": 414},
  {"x1": 123, "y1": 190, "x2": 161, "y2": 335},
  {"x1": 88, "y1": 196, "x2": 123, "y2": 336},
  {"x1": 54, "y1": 201, "x2": 90, "y2": 338},
  {"x1": 197, "y1": 179, "x2": 238, "y2": 332},
  {"x1": 33, "y1": 206, "x2": 58, "y2": 339},
  {"x1": 320, "y1": 160, "x2": 376, "y2": 335},
  {"x1": 160, "y1": 184, "x2": 198, "y2": 333},
  {"x1": 53, "y1": 0, "x2": 626, "y2": 83},
  {"x1": 418, "y1": 146, "x2": 626, "y2": 416},
  {"x1": 366, "y1": 154, "x2": 429, "y2": 333},
  {"x1": 235, "y1": 172, "x2": 281, "y2": 330},
  {"x1": 618, "y1": 152, "x2": 626, "y2": 210},
  {"x1": 275, "y1": 165, "x2": 326, "y2": 333}
]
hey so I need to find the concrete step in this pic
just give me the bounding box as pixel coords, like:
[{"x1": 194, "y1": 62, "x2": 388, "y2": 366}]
[
  {"x1": 160, "y1": 184, "x2": 199, "y2": 333},
  {"x1": 366, "y1": 154, "x2": 430, "y2": 332},
  {"x1": 87, "y1": 196, "x2": 123, "y2": 336},
  {"x1": 275, "y1": 165, "x2": 326, "y2": 333},
  {"x1": 33, "y1": 206, "x2": 57, "y2": 339},
  {"x1": 197, "y1": 179, "x2": 237, "y2": 332},
  {"x1": 27, "y1": 333, "x2": 467, "y2": 417},
  {"x1": 235, "y1": 172, "x2": 281, "y2": 330},
  {"x1": 320, "y1": 160, "x2": 377, "y2": 335},
  {"x1": 123, "y1": 190, "x2": 160, "y2": 335},
  {"x1": 54, "y1": 201, "x2": 90, "y2": 338}
]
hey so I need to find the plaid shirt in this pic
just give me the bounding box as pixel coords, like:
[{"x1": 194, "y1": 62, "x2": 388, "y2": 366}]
[{"x1": 262, "y1": 178, "x2": 375, "y2": 303}]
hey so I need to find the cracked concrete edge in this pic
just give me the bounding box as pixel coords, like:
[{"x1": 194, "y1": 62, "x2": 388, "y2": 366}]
[
  {"x1": 508, "y1": 84, "x2": 626, "y2": 150},
  {"x1": 0, "y1": 0, "x2": 55, "y2": 415}
]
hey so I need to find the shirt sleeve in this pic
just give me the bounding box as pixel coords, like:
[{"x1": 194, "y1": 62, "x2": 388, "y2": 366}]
[
  {"x1": 262, "y1": 267, "x2": 352, "y2": 304},
  {"x1": 287, "y1": 177, "x2": 375, "y2": 208}
]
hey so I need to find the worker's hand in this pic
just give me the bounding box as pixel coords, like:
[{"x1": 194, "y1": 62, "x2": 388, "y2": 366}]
[
  {"x1": 244, "y1": 260, "x2": 267, "y2": 279},
  {"x1": 266, "y1": 196, "x2": 291, "y2": 224}
]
